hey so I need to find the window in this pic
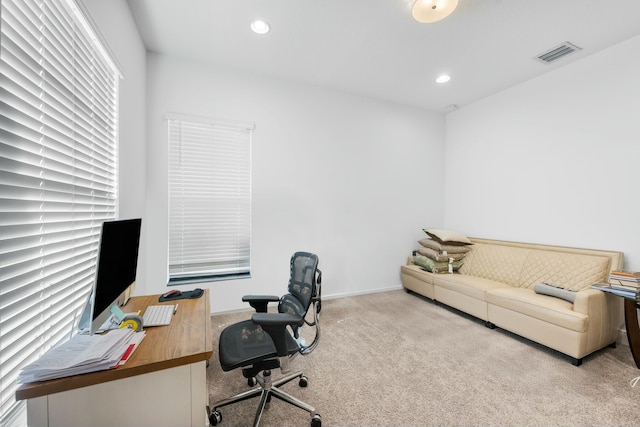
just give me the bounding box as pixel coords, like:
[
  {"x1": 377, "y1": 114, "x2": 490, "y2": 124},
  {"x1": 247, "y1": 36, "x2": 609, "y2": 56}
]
[
  {"x1": 167, "y1": 116, "x2": 252, "y2": 284},
  {"x1": 0, "y1": 0, "x2": 119, "y2": 424}
]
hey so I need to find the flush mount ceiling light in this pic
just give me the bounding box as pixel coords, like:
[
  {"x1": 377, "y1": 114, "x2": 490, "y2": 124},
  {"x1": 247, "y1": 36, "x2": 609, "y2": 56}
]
[
  {"x1": 250, "y1": 20, "x2": 270, "y2": 35},
  {"x1": 436, "y1": 74, "x2": 451, "y2": 83},
  {"x1": 412, "y1": 0, "x2": 459, "y2": 23}
]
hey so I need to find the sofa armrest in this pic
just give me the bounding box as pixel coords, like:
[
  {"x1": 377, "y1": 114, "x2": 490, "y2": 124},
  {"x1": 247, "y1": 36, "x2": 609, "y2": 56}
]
[
  {"x1": 573, "y1": 289, "x2": 604, "y2": 315},
  {"x1": 574, "y1": 288, "x2": 622, "y2": 348}
]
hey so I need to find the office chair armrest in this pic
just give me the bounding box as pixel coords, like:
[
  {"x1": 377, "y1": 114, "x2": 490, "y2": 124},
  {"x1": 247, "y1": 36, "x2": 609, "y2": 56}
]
[
  {"x1": 242, "y1": 295, "x2": 280, "y2": 312},
  {"x1": 252, "y1": 313, "x2": 303, "y2": 357}
]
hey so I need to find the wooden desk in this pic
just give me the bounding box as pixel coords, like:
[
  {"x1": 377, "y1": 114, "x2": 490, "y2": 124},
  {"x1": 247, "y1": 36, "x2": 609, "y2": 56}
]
[{"x1": 16, "y1": 291, "x2": 213, "y2": 427}]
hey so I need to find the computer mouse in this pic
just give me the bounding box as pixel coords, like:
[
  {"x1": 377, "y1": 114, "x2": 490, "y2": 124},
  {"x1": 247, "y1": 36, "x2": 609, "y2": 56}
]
[{"x1": 162, "y1": 289, "x2": 182, "y2": 298}]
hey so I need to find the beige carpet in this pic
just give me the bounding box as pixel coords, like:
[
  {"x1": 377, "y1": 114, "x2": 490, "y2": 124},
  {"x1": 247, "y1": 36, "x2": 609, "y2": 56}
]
[{"x1": 207, "y1": 289, "x2": 640, "y2": 426}]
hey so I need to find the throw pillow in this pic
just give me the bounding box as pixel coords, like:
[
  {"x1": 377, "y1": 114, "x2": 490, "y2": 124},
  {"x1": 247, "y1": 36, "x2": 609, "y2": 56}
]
[
  {"x1": 418, "y1": 238, "x2": 472, "y2": 254},
  {"x1": 423, "y1": 228, "x2": 472, "y2": 245},
  {"x1": 416, "y1": 247, "x2": 466, "y2": 262},
  {"x1": 413, "y1": 255, "x2": 463, "y2": 274},
  {"x1": 533, "y1": 283, "x2": 576, "y2": 303}
]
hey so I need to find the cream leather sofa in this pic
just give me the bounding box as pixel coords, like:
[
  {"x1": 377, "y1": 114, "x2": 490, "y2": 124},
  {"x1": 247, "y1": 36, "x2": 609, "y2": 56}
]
[{"x1": 401, "y1": 238, "x2": 623, "y2": 365}]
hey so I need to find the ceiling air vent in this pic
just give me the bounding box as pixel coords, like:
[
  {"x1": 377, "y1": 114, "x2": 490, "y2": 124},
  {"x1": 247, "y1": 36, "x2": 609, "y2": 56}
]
[{"x1": 535, "y1": 42, "x2": 582, "y2": 64}]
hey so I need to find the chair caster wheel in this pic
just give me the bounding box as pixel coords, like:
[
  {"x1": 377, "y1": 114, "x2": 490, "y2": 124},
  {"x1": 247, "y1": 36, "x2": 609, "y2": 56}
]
[
  {"x1": 248, "y1": 377, "x2": 257, "y2": 386},
  {"x1": 311, "y1": 414, "x2": 322, "y2": 427},
  {"x1": 299, "y1": 375, "x2": 308, "y2": 387},
  {"x1": 209, "y1": 410, "x2": 222, "y2": 426}
]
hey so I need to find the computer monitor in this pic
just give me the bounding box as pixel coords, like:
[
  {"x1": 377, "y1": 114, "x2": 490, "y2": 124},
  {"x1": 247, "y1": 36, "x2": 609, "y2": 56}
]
[{"x1": 79, "y1": 218, "x2": 142, "y2": 334}]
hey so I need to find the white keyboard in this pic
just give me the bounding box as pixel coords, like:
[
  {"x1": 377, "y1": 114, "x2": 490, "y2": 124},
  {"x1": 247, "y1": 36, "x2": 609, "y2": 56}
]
[{"x1": 143, "y1": 305, "x2": 175, "y2": 327}]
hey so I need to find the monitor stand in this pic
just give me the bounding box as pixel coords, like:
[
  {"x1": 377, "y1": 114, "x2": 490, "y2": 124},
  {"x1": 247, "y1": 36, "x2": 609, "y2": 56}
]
[
  {"x1": 77, "y1": 294, "x2": 122, "y2": 334},
  {"x1": 77, "y1": 295, "x2": 92, "y2": 333}
]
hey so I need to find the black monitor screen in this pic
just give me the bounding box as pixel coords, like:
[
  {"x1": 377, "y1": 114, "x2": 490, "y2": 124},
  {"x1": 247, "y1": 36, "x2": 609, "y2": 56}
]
[{"x1": 91, "y1": 218, "x2": 142, "y2": 330}]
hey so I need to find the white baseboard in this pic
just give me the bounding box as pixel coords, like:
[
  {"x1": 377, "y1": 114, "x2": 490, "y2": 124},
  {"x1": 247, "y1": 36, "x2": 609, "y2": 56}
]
[
  {"x1": 323, "y1": 285, "x2": 404, "y2": 301},
  {"x1": 211, "y1": 286, "x2": 404, "y2": 316}
]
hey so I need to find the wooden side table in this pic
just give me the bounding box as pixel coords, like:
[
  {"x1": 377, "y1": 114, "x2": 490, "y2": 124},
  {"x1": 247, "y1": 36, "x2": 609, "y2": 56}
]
[{"x1": 623, "y1": 298, "x2": 640, "y2": 368}]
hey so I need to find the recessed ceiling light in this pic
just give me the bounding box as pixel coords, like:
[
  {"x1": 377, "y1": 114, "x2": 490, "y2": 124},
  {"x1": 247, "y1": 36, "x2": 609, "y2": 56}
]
[
  {"x1": 251, "y1": 20, "x2": 270, "y2": 35},
  {"x1": 436, "y1": 74, "x2": 451, "y2": 83}
]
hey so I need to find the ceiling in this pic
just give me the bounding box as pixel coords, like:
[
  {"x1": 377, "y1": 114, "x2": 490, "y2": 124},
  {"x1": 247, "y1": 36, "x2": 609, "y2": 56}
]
[{"x1": 126, "y1": 0, "x2": 640, "y2": 113}]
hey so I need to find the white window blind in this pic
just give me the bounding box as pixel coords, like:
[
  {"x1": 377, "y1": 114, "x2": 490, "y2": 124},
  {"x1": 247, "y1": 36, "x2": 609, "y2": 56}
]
[
  {"x1": 168, "y1": 117, "x2": 252, "y2": 284},
  {"x1": 0, "y1": 0, "x2": 119, "y2": 424}
]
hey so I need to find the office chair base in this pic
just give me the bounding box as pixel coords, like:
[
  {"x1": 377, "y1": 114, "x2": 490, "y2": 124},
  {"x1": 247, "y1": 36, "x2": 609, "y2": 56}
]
[{"x1": 210, "y1": 369, "x2": 320, "y2": 427}]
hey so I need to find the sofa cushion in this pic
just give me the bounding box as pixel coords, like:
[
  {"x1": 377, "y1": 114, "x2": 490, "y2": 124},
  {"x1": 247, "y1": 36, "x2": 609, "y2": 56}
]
[
  {"x1": 486, "y1": 288, "x2": 587, "y2": 333},
  {"x1": 433, "y1": 274, "x2": 508, "y2": 301},
  {"x1": 519, "y1": 250, "x2": 611, "y2": 291},
  {"x1": 459, "y1": 243, "x2": 529, "y2": 287}
]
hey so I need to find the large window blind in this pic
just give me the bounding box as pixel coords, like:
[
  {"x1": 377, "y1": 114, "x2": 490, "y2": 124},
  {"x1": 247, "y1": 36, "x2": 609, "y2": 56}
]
[
  {"x1": 168, "y1": 116, "x2": 252, "y2": 284},
  {"x1": 0, "y1": 0, "x2": 119, "y2": 424}
]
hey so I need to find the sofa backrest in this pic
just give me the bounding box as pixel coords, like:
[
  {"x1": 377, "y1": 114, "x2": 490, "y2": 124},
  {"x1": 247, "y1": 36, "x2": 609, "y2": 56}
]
[{"x1": 460, "y1": 238, "x2": 623, "y2": 291}]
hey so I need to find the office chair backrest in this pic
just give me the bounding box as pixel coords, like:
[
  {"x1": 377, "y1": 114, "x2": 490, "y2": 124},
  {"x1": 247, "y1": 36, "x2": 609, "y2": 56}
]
[{"x1": 279, "y1": 252, "x2": 319, "y2": 318}]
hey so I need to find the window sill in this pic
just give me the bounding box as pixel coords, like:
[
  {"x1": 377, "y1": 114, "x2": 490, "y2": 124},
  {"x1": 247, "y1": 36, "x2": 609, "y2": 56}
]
[{"x1": 168, "y1": 272, "x2": 251, "y2": 286}]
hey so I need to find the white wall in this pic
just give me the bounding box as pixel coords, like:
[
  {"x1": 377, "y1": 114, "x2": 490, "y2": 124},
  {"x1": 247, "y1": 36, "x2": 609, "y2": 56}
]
[
  {"x1": 445, "y1": 35, "x2": 640, "y2": 270},
  {"x1": 69, "y1": 3, "x2": 640, "y2": 314},
  {"x1": 80, "y1": 0, "x2": 148, "y2": 291},
  {"x1": 145, "y1": 54, "x2": 445, "y2": 312}
]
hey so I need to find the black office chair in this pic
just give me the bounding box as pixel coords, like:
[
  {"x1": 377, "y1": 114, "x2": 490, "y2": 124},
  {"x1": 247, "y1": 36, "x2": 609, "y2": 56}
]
[{"x1": 209, "y1": 252, "x2": 322, "y2": 427}]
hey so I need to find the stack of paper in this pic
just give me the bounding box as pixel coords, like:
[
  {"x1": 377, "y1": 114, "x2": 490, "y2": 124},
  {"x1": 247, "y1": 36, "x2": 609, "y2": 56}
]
[{"x1": 19, "y1": 328, "x2": 145, "y2": 383}]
